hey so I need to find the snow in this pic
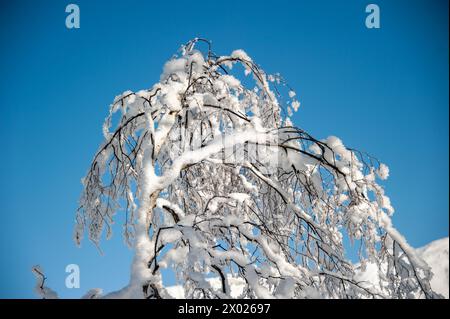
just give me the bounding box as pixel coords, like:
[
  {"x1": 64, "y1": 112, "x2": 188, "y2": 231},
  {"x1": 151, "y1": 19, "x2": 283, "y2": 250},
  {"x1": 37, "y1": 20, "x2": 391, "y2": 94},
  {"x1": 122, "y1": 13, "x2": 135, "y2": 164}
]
[
  {"x1": 377, "y1": 163, "x2": 390, "y2": 180},
  {"x1": 164, "y1": 237, "x2": 449, "y2": 299},
  {"x1": 231, "y1": 49, "x2": 252, "y2": 62},
  {"x1": 186, "y1": 50, "x2": 205, "y2": 74},
  {"x1": 82, "y1": 288, "x2": 103, "y2": 299},
  {"x1": 160, "y1": 57, "x2": 187, "y2": 81},
  {"x1": 380, "y1": 195, "x2": 394, "y2": 215},
  {"x1": 353, "y1": 262, "x2": 383, "y2": 291},
  {"x1": 159, "y1": 229, "x2": 182, "y2": 245},
  {"x1": 161, "y1": 83, "x2": 183, "y2": 111},
  {"x1": 166, "y1": 276, "x2": 247, "y2": 299},
  {"x1": 354, "y1": 237, "x2": 449, "y2": 299},
  {"x1": 229, "y1": 192, "x2": 250, "y2": 203},
  {"x1": 380, "y1": 213, "x2": 430, "y2": 271},
  {"x1": 417, "y1": 237, "x2": 449, "y2": 298},
  {"x1": 291, "y1": 100, "x2": 300, "y2": 112},
  {"x1": 231, "y1": 49, "x2": 252, "y2": 75},
  {"x1": 245, "y1": 265, "x2": 273, "y2": 299},
  {"x1": 220, "y1": 74, "x2": 241, "y2": 89},
  {"x1": 159, "y1": 246, "x2": 189, "y2": 268},
  {"x1": 31, "y1": 266, "x2": 58, "y2": 299},
  {"x1": 156, "y1": 198, "x2": 185, "y2": 221}
]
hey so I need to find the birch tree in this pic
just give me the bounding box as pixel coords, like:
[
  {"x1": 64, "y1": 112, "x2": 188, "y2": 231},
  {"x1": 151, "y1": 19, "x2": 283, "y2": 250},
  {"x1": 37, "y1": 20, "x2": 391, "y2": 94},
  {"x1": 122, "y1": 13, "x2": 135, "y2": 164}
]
[{"x1": 35, "y1": 39, "x2": 442, "y2": 299}]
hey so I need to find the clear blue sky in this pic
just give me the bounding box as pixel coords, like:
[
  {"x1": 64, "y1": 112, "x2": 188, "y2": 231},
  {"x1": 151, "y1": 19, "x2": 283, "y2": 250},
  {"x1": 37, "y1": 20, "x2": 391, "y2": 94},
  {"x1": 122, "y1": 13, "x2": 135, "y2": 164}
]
[{"x1": 0, "y1": 0, "x2": 448, "y2": 298}]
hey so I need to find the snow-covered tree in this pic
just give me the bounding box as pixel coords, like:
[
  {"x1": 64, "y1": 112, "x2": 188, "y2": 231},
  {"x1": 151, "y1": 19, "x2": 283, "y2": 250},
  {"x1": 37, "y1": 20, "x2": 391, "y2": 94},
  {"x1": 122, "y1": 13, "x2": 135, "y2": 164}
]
[{"x1": 35, "y1": 38, "x2": 442, "y2": 299}]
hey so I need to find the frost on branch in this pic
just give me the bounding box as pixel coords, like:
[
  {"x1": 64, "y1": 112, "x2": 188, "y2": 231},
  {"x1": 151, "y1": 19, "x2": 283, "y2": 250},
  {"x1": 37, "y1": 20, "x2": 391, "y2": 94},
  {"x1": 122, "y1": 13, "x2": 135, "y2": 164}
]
[
  {"x1": 31, "y1": 266, "x2": 58, "y2": 299},
  {"x1": 40, "y1": 38, "x2": 442, "y2": 299}
]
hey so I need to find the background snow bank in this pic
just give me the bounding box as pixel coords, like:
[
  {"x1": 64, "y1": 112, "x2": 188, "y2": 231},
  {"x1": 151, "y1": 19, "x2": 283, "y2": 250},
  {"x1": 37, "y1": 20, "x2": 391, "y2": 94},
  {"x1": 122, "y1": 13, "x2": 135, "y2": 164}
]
[{"x1": 416, "y1": 237, "x2": 449, "y2": 298}]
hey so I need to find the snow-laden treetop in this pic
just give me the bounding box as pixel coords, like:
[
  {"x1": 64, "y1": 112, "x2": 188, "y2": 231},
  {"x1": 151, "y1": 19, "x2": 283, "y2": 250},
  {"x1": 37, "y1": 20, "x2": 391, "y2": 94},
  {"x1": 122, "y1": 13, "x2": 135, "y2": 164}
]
[{"x1": 35, "y1": 38, "x2": 443, "y2": 299}]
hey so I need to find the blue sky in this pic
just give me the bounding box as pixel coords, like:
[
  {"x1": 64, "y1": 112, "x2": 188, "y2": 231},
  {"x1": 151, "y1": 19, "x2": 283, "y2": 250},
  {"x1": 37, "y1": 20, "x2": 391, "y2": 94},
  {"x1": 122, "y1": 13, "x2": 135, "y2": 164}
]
[{"x1": 0, "y1": 0, "x2": 448, "y2": 298}]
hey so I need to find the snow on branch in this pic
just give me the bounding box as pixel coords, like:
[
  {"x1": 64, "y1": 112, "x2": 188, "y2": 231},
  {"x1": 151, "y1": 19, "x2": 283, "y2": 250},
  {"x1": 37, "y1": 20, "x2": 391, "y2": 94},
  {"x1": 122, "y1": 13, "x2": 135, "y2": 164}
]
[{"x1": 31, "y1": 266, "x2": 58, "y2": 299}]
